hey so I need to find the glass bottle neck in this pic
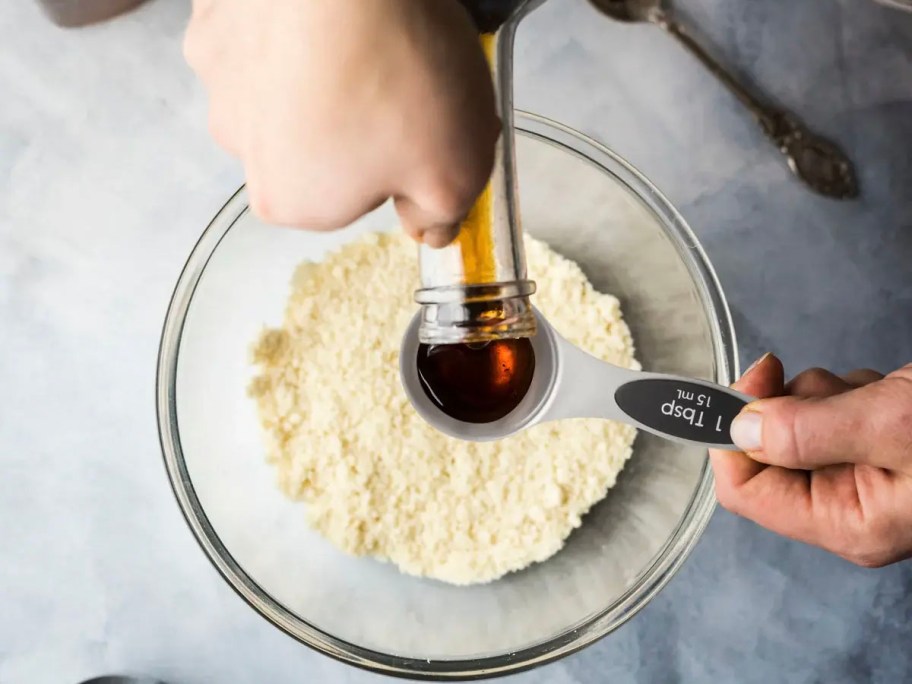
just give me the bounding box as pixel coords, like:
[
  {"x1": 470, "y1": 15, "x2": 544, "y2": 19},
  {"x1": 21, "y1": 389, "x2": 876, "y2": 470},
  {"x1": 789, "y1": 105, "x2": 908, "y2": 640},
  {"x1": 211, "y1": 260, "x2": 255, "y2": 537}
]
[{"x1": 415, "y1": 15, "x2": 537, "y2": 345}]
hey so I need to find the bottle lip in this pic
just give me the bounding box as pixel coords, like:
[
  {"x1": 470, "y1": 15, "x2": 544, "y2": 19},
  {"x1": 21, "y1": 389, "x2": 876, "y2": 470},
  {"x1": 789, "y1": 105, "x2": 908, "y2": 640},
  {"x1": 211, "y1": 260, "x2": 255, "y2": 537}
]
[
  {"x1": 415, "y1": 289, "x2": 538, "y2": 345},
  {"x1": 417, "y1": 315, "x2": 538, "y2": 344},
  {"x1": 414, "y1": 280, "x2": 536, "y2": 306}
]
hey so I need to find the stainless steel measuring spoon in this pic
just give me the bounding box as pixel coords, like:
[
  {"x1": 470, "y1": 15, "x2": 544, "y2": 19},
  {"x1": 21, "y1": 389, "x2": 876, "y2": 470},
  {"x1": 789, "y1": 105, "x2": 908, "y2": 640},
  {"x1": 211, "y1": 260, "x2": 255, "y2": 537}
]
[{"x1": 400, "y1": 309, "x2": 752, "y2": 450}]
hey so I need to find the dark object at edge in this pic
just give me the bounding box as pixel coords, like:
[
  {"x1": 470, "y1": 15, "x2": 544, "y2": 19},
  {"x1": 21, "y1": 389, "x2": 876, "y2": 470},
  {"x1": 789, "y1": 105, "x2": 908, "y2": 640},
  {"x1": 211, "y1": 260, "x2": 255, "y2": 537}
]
[
  {"x1": 458, "y1": 0, "x2": 525, "y2": 32},
  {"x1": 36, "y1": 0, "x2": 149, "y2": 27}
]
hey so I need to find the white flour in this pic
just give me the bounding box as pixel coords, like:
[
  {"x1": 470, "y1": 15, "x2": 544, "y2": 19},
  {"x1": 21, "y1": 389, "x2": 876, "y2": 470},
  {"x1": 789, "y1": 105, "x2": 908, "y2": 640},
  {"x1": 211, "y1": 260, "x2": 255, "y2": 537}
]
[{"x1": 249, "y1": 232, "x2": 639, "y2": 585}]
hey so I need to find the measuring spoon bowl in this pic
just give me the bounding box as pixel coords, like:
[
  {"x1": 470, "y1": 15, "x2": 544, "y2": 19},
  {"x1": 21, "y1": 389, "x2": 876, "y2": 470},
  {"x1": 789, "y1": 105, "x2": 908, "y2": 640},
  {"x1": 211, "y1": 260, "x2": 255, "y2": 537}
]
[{"x1": 400, "y1": 308, "x2": 752, "y2": 448}]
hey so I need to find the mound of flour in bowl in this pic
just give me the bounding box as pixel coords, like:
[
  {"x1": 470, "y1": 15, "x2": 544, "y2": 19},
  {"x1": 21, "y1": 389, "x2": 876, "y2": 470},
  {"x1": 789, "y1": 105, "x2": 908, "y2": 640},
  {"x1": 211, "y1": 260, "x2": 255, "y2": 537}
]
[{"x1": 249, "y1": 232, "x2": 639, "y2": 585}]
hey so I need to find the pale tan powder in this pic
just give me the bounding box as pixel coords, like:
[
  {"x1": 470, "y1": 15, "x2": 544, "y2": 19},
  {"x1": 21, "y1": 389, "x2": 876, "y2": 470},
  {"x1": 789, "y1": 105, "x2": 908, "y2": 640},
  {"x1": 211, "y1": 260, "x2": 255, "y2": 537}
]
[{"x1": 249, "y1": 232, "x2": 639, "y2": 585}]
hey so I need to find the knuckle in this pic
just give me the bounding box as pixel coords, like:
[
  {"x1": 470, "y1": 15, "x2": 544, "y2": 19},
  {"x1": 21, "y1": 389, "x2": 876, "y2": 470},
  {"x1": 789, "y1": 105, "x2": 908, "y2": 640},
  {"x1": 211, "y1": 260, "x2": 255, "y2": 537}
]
[
  {"x1": 207, "y1": 110, "x2": 229, "y2": 147},
  {"x1": 846, "y1": 549, "x2": 893, "y2": 569},
  {"x1": 843, "y1": 369, "x2": 885, "y2": 389},
  {"x1": 763, "y1": 400, "x2": 810, "y2": 468},
  {"x1": 886, "y1": 389, "x2": 912, "y2": 428},
  {"x1": 247, "y1": 185, "x2": 276, "y2": 224},
  {"x1": 788, "y1": 367, "x2": 838, "y2": 395},
  {"x1": 422, "y1": 180, "x2": 476, "y2": 224},
  {"x1": 798, "y1": 367, "x2": 831, "y2": 384},
  {"x1": 866, "y1": 513, "x2": 895, "y2": 545},
  {"x1": 883, "y1": 366, "x2": 912, "y2": 397},
  {"x1": 839, "y1": 513, "x2": 901, "y2": 568},
  {"x1": 895, "y1": 363, "x2": 912, "y2": 378},
  {"x1": 245, "y1": 160, "x2": 291, "y2": 225},
  {"x1": 249, "y1": 194, "x2": 303, "y2": 228},
  {"x1": 299, "y1": 216, "x2": 343, "y2": 232},
  {"x1": 871, "y1": 374, "x2": 912, "y2": 459},
  {"x1": 787, "y1": 406, "x2": 813, "y2": 469},
  {"x1": 182, "y1": 36, "x2": 198, "y2": 71},
  {"x1": 182, "y1": 25, "x2": 204, "y2": 71},
  {"x1": 248, "y1": 185, "x2": 339, "y2": 230},
  {"x1": 183, "y1": 4, "x2": 218, "y2": 74}
]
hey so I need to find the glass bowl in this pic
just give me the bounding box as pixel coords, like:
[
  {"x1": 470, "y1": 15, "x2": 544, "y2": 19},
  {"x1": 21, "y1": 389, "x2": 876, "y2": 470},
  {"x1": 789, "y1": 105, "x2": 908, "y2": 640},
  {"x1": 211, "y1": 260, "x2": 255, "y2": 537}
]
[{"x1": 157, "y1": 112, "x2": 738, "y2": 679}]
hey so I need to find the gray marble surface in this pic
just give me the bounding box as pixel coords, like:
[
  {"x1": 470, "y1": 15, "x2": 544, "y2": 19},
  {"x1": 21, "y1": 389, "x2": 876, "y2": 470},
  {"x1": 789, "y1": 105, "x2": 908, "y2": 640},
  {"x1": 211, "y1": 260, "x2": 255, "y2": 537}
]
[{"x1": 1, "y1": 0, "x2": 910, "y2": 682}]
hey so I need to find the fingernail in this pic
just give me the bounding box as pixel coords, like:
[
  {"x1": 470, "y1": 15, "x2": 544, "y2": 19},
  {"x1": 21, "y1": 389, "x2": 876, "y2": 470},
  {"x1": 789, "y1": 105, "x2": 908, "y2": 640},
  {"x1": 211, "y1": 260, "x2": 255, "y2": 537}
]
[
  {"x1": 731, "y1": 411, "x2": 763, "y2": 452},
  {"x1": 743, "y1": 352, "x2": 772, "y2": 378}
]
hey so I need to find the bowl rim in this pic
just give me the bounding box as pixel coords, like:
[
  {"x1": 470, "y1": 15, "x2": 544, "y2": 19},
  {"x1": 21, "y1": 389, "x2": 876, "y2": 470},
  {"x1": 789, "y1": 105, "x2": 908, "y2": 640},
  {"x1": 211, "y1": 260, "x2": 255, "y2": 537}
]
[{"x1": 156, "y1": 111, "x2": 738, "y2": 680}]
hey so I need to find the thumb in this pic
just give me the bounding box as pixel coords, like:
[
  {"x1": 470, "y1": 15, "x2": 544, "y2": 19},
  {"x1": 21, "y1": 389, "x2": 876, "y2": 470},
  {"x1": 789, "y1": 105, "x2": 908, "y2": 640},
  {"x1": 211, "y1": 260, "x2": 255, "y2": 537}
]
[
  {"x1": 709, "y1": 352, "x2": 785, "y2": 488},
  {"x1": 730, "y1": 367, "x2": 912, "y2": 471}
]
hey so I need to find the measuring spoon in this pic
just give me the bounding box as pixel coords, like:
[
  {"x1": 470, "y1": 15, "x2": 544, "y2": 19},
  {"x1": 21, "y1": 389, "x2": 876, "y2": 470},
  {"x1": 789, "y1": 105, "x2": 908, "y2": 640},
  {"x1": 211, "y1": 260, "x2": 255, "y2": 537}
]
[{"x1": 400, "y1": 309, "x2": 752, "y2": 450}]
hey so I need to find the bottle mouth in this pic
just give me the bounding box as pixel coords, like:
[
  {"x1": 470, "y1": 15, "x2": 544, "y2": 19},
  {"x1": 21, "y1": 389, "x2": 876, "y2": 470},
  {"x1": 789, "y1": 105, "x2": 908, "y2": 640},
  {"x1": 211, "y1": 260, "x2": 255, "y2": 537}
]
[{"x1": 414, "y1": 281, "x2": 537, "y2": 345}]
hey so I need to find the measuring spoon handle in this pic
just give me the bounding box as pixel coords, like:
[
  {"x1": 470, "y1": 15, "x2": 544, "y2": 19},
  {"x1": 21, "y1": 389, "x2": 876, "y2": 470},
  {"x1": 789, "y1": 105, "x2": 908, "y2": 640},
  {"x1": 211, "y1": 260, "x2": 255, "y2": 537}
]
[
  {"x1": 544, "y1": 334, "x2": 753, "y2": 450},
  {"x1": 614, "y1": 374, "x2": 753, "y2": 450}
]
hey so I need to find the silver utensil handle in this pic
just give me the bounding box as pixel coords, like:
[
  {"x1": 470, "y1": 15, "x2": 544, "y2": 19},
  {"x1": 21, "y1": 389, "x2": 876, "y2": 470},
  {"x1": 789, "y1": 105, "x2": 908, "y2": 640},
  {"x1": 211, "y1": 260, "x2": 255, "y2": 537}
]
[{"x1": 655, "y1": 10, "x2": 859, "y2": 200}]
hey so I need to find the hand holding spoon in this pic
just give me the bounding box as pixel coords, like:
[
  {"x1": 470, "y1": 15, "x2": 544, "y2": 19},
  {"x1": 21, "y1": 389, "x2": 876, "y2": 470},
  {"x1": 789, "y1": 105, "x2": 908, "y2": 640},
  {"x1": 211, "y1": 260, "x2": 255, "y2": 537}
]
[
  {"x1": 401, "y1": 309, "x2": 752, "y2": 450},
  {"x1": 590, "y1": 0, "x2": 859, "y2": 199}
]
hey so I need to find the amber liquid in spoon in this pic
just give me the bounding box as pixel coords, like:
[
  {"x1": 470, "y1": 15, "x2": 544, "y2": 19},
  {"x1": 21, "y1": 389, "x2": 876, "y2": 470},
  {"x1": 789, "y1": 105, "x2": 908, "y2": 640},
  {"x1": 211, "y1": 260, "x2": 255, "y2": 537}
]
[{"x1": 417, "y1": 339, "x2": 535, "y2": 424}]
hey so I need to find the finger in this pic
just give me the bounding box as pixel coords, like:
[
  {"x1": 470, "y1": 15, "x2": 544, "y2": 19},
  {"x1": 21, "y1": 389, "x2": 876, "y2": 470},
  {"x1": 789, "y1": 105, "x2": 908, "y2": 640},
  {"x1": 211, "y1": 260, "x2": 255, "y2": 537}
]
[
  {"x1": 248, "y1": 184, "x2": 387, "y2": 230},
  {"x1": 710, "y1": 355, "x2": 820, "y2": 546},
  {"x1": 731, "y1": 370, "x2": 912, "y2": 471},
  {"x1": 785, "y1": 367, "x2": 852, "y2": 398},
  {"x1": 190, "y1": 0, "x2": 215, "y2": 20},
  {"x1": 736, "y1": 353, "x2": 786, "y2": 402},
  {"x1": 716, "y1": 463, "x2": 819, "y2": 547},
  {"x1": 183, "y1": 8, "x2": 223, "y2": 77},
  {"x1": 842, "y1": 368, "x2": 884, "y2": 387},
  {"x1": 714, "y1": 450, "x2": 912, "y2": 561},
  {"x1": 710, "y1": 353, "x2": 785, "y2": 488},
  {"x1": 207, "y1": 102, "x2": 241, "y2": 157},
  {"x1": 394, "y1": 195, "x2": 462, "y2": 248}
]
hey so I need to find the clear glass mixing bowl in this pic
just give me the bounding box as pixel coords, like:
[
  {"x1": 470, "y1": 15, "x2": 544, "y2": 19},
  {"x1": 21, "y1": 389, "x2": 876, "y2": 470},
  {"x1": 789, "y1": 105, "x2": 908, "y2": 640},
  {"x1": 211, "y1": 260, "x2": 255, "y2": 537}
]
[{"x1": 157, "y1": 112, "x2": 738, "y2": 679}]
